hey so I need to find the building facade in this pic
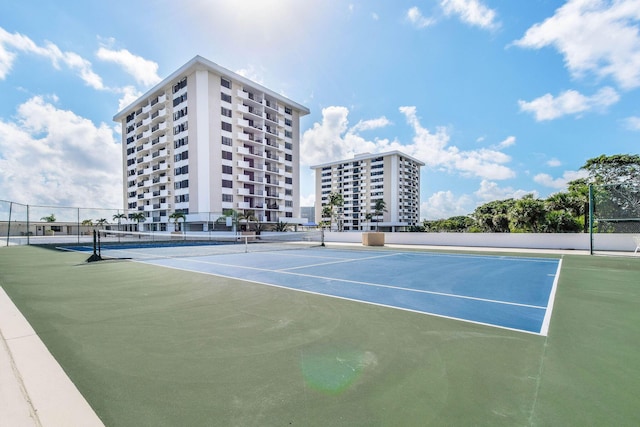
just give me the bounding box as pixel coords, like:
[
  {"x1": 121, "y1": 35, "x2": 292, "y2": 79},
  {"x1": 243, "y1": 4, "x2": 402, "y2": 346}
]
[
  {"x1": 113, "y1": 56, "x2": 310, "y2": 231},
  {"x1": 311, "y1": 152, "x2": 424, "y2": 231}
]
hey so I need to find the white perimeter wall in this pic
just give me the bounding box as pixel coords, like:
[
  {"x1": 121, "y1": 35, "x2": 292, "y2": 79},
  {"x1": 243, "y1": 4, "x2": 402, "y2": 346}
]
[{"x1": 324, "y1": 232, "x2": 639, "y2": 252}]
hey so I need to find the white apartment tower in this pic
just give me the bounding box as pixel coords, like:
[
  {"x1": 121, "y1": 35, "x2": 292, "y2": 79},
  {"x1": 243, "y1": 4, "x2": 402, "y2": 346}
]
[
  {"x1": 113, "y1": 56, "x2": 310, "y2": 231},
  {"x1": 311, "y1": 152, "x2": 424, "y2": 231}
]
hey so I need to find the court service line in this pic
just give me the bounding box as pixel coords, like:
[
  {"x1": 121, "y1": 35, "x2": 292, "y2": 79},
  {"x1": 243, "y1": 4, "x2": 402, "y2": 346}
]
[{"x1": 277, "y1": 252, "x2": 401, "y2": 271}]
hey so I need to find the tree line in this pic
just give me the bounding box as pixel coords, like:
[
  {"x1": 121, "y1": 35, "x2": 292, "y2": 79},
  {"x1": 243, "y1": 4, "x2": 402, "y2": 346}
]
[{"x1": 415, "y1": 154, "x2": 640, "y2": 233}]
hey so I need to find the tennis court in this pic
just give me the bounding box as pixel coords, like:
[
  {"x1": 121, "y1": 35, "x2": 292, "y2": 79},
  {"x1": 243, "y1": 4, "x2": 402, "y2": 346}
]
[
  {"x1": 80, "y1": 242, "x2": 561, "y2": 335},
  {"x1": 1, "y1": 243, "x2": 639, "y2": 426}
]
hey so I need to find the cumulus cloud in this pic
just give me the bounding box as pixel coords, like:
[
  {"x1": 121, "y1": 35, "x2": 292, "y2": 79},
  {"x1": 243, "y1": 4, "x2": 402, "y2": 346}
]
[
  {"x1": 96, "y1": 47, "x2": 161, "y2": 87},
  {"x1": 518, "y1": 86, "x2": 620, "y2": 121},
  {"x1": 533, "y1": 170, "x2": 589, "y2": 189},
  {"x1": 513, "y1": 0, "x2": 640, "y2": 89},
  {"x1": 301, "y1": 105, "x2": 516, "y2": 181},
  {"x1": 421, "y1": 191, "x2": 473, "y2": 220},
  {"x1": 0, "y1": 96, "x2": 122, "y2": 207},
  {"x1": 474, "y1": 179, "x2": 534, "y2": 202},
  {"x1": 440, "y1": 0, "x2": 500, "y2": 30},
  {"x1": 623, "y1": 116, "x2": 640, "y2": 130},
  {"x1": 0, "y1": 27, "x2": 104, "y2": 89},
  {"x1": 399, "y1": 106, "x2": 515, "y2": 180},
  {"x1": 407, "y1": 7, "x2": 435, "y2": 28},
  {"x1": 547, "y1": 158, "x2": 562, "y2": 167}
]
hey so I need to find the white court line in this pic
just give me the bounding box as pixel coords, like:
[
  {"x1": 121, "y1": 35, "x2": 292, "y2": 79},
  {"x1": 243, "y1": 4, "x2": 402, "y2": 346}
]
[
  {"x1": 149, "y1": 255, "x2": 548, "y2": 311},
  {"x1": 539, "y1": 258, "x2": 563, "y2": 336}
]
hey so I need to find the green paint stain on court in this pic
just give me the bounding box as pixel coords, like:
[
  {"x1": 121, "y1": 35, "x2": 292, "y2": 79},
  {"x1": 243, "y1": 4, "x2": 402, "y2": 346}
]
[{"x1": 300, "y1": 349, "x2": 376, "y2": 394}]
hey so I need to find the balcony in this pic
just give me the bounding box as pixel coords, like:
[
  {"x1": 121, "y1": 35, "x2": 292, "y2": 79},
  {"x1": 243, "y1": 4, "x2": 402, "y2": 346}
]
[{"x1": 237, "y1": 174, "x2": 263, "y2": 183}]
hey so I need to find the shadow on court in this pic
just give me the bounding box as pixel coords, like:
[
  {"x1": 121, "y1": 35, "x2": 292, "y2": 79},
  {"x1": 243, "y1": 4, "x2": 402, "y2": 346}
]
[{"x1": 0, "y1": 245, "x2": 638, "y2": 426}]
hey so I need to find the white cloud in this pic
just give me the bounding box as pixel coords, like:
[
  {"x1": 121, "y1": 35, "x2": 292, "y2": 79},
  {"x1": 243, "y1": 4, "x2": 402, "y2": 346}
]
[
  {"x1": 547, "y1": 158, "x2": 562, "y2": 167},
  {"x1": 440, "y1": 0, "x2": 499, "y2": 30},
  {"x1": 407, "y1": 7, "x2": 435, "y2": 28},
  {"x1": 475, "y1": 179, "x2": 533, "y2": 202},
  {"x1": 96, "y1": 47, "x2": 161, "y2": 87},
  {"x1": 116, "y1": 85, "x2": 143, "y2": 112},
  {"x1": 0, "y1": 96, "x2": 121, "y2": 207},
  {"x1": 350, "y1": 117, "x2": 392, "y2": 133},
  {"x1": 495, "y1": 135, "x2": 516, "y2": 149},
  {"x1": 399, "y1": 106, "x2": 515, "y2": 180},
  {"x1": 235, "y1": 64, "x2": 266, "y2": 86},
  {"x1": 623, "y1": 116, "x2": 640, "y2": 130},
  {"x1": 0, "y1": 27, "x2": 104, "y2": 90},
  {"x1": 518, "y1": 86, "x2": 620, "y2": 121},
  {"x1": 421, "y1": 191, "x2": 473, "y2": 220},
  {"x1": 301, "y1": 105, "x2": 516, "y2": 181},
  {"x1": 300, "y1": 193, "x2": 315, "y2": 207},
  {"x1": 533, "y1": 170, "x2": 589, "y2": 189},
  {"x1": 513, "y1": 0, "x2": 640, "y2": 89}
]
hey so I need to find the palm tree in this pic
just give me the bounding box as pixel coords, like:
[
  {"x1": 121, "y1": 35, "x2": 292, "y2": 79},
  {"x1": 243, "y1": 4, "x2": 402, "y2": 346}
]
[
  {"x1": 113, "y1": 213, "x2": 127, "y2": 231},
  {"x1": 96, "y1": 218, "x2": 108, "y2": 230},
  {"x1": 327, "y1": 192, "x2": 344, "y2": 231},
  {"x1": 41, "y1": 214, "x2": 56, "y2": 222},
  {"x1": 129, "y1": 212, "x2": 147, "y2": 234},
  {"x1": 321, "y1": 206, "x2": 333, "y2": 231},
  {"x1": 365, "y1": 212, "x2": 373, "y2": 231},
  {"x1": 373, "y1": 199, "x2": 387, "y2": 231},
  {"x1": 169, "y1": 211, "x2": 186, "y2": 232}
]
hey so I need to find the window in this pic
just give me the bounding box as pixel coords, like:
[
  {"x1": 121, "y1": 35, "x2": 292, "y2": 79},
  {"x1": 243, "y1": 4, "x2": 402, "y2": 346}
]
[
  {"x1": 222, "y1": 151, "x2": 232, "y2": 160},
  {"x1": 222, "y1": 180, "x2": 233, "y2": 188},
  {"x1": 221, "y1": 122, "x2": 232, "y2": 132},
  {"x1": 222, "y1": 136, "x2": 232, "y2": 146},
  {"x1": 174, "y1": 136, "x2": 188, "y2": 148},
  {"x1": 175, "y1": 165, "x2": 189, "y2": 175},
  {"x1": 221, "y1": 107, "x2": 232, "y2": 118},
  {"x1": 285, "y1": 130, "x2": 292, "y2": 138},
  {"x1": 172, "y1": 77, "x2": 187, "y2": 93},
  {"x1": 221, "y1": 93, "x2": 232, "y2": 103},
  {"x1": 175, "y1": 194, "x2": 189, "y2": 203},
  {"x1": 285, "y1": 106, "x2": 292, "y2": 115},
  {"x1": 173, "y1": 107, "x2": 187, "y2": 120},
  {"x1": 174, "y1": 179, "x2": 189, "y2": 189},
  {"x1": 284, "y1": 118, "x2": 292, "y2": 126},
  {"x1": 175, "y1": 151, "x2": 188, "y2": 162},
  {"x1": 173, "y1": 122, "x2": 188, "y2": 134},
  {"x1": 285, "y1": 154, "x2": 292, "y2": 161},
  {"x1": 222, "y1": 165, "x2": 233, "y2": 174},
  {"x1": 285, "y1": 177, "x2": 293, "y2": 184},
  {"x1": 221, "y1": 77, "x2": 231, "y2": 89},
  {"x1": 173, "y1": 93, "x2": 187, "y2": 107},
  {"x1": 222, "y1": 194, "x2": 233, "y2": 202}
]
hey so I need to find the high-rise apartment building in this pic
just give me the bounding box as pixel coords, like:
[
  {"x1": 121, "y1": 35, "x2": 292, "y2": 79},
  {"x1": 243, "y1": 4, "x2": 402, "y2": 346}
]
[
  {"x1": 311, "y1": 152, "x2": 424, "y2": 231},
  {"x1": 113, "y1": 56, "x2": 310, "y2": 231}
]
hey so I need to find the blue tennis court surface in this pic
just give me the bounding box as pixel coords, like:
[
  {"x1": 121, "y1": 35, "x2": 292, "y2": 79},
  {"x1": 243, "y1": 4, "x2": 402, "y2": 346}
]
[{"x1": 129, "y1": 248, "x2": 562, "y2": 335}]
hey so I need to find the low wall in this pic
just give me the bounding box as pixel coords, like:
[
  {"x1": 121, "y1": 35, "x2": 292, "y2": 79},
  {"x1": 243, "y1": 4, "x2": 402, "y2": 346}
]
[{"x1": 324, "y1": 232, "x2": 639, "y2": 252}]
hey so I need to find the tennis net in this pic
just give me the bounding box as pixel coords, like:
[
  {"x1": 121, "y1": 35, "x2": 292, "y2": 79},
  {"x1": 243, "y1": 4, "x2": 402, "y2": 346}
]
[{"x1": 85, "y1": 229, "x2": 324, "y2": 260}]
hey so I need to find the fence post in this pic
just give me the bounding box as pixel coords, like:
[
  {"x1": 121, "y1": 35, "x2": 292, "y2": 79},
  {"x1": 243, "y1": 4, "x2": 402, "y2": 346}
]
[
  {"x1": 589, "y1": 184, "x2": 594, "y2": 255},
  {"x1": 5, "y1": 202, "x2": 12, "y2": 247},
  {"x1": 26, "y1": 205, "x2": 30, "y2": 245}
]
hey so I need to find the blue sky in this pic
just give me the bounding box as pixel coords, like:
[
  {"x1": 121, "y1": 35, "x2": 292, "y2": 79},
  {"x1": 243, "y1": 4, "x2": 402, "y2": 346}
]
[{"x1": 1, "y1": 0, "x2": 639, "y2": 219}]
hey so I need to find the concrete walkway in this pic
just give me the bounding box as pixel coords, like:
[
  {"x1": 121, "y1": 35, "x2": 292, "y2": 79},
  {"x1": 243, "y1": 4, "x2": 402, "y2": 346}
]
[{"x1": 0, "y1": 287, "x2": 104, "y2": 427}]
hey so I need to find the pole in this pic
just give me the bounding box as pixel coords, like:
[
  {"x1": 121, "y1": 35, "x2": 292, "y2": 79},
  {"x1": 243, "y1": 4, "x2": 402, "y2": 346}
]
[
  {"x1": 26, "y1": 205, "x2": 30, "y2": 245},
  {"x1": 6, "y1": 202, "x2": 12, "y2": 247},
  {"x1": 589, "y1": 184, "x2": 594, "y2": 255}
]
